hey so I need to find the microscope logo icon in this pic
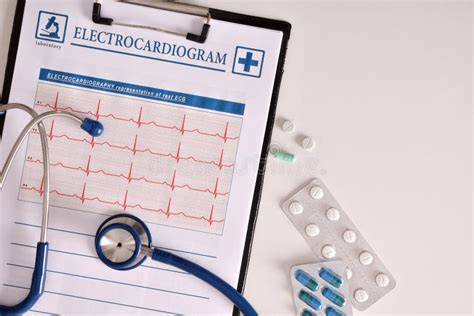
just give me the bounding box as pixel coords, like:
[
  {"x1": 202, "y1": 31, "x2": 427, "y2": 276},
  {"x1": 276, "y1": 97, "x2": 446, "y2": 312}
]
[{"x1": 35, "y1": 11, "x2": 68, "y2": 43}]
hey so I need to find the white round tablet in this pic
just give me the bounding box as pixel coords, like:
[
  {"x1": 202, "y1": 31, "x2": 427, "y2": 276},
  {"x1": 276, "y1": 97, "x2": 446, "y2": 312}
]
[
  {"x1": 359, "y1": 251, "x2": 374, "y2": 265},
  {"x1": 281, "y1": 120, "x2": 295, "y2": 132},
  {"x1": 305, "y1": 224, "x2": 320, "y2": 237},
  {"x1": 268, "y1": 144, "x2": 280, "y2": 155},
  {"x1": 301, "y1": 137, "x2": 315, "y2": 150},
  {"x1": 289, "y1": 201, "x2": 304, "y2": 215},
  {"x1": 309, "y1": 186, "x2": 324, "y2": 199},
  {"x1": 321, "y1": 245, "x2": 336, "y2": 259},
  {"x1": 354, "y1": 289, "x2": 369, "y2": 303},
  {"x1": 375, "y1": 273, "x2": 390, "y2": 288},
  {"x1": 326, "y1": 208, "x2": 340, "y2": 221},
  {"x1": 342, "y1": 230, "x2": 357, "y2": 243},
  {"x1": 346, "y1": 268, "x2": 353, "y2": 280}
]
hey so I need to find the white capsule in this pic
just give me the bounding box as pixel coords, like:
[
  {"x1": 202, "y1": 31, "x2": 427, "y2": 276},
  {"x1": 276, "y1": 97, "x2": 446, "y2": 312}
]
[
  {"x1": 354, "y1": 289, "x2": 369, "y2": 303},
  {"x1": 359, "y1": 251, "x2": 374, "y2": 265},
  {"x1": 346, "y1": 268, "x2": 353, "y2": 280},
  {"x1": 305, "y1": 224, "x2": 320, "y2": 237},
  {"x1": 342, "y1": 230, "x2": 357, "y2": 243},
  {"x1": 289, "y1": 201, "x2": 304, "y2": 215},
  {"x1": 281, "y1": 120, "x2": 295, "y2": 132},
  {"x1": 375, "y1": 273, "x2": 390, "y2": 288},
  {"x1": 301, "y1": 137, "x2": 315, "y2": 150},
  {"x1": 326, "y1": 208, "x2": 340, "y2": 221},
  {"x1": 321, "y1": 245, "x2": 336, "y2": 259},
  {"x1": 310, "y1": 186, "x2": 324, "y2": 199}
]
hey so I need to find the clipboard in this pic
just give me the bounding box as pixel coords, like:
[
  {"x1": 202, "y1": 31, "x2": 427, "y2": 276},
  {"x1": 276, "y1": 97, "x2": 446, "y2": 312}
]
[{"x1": 0, "y1": 1, "x2": 291, "y2": 314}]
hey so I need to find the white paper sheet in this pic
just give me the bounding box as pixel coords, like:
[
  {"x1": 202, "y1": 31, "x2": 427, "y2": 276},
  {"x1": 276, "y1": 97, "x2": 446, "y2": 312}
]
[{"x1": 0, "y1": 0, "x2": 284, "y2": 314}]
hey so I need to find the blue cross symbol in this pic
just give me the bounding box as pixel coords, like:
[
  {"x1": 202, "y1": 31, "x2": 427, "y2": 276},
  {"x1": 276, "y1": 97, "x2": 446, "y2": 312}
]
[{"x1": 238, "y1": 52, "x2": 259, "y2": 72}]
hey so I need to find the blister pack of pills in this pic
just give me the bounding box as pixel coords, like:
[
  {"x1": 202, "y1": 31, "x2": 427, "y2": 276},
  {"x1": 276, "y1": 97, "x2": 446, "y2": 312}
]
[
  {"x1": 281, "y1": 179, "x2": 396, "y2": 310},
  {"x1": 290, "y1": 260, "x2": 352, "y2": 316}
]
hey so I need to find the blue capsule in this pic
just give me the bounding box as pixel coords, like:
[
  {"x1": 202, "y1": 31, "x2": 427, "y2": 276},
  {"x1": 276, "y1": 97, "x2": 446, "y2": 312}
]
[
  {"x1": 326, "y1": 306, "x2": 345, "y2": 316},
  {"x1": 295, "y1": 270, "x2": 319, "y2": 291},
  {"x1": 81, "y1": 118, "x2": 104, "y2": 137},
  {"x1": 301, "y1": 310, "x2": 315, "y2": 316},
  {"x1": 322, "y1": 287, "x2": 346, "y2": 307},
  {"x1": 299, "y1": 290, "x2": 322, "y2": 311},
  {"x1": 319, "y1": 268, "x2": 343, "y2": 288}
]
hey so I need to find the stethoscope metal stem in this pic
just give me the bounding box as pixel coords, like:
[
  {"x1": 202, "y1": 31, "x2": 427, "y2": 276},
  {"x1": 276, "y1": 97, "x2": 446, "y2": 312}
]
[
  {"x1": 0, "y1": 105, "x2": 83, "y2": 242},
  {"x1": 1, "y1": 103, "x2": 104, "y2": 315}
]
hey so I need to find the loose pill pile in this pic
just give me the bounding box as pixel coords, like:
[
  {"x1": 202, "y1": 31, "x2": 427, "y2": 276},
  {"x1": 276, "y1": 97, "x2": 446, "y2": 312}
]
[
  {"x1": 272, "y1": 118, "x2": 318, "y2": 163},
  {"x1": 282, "y1": 179, "x2": 396, "y2": 311},
  {"x1": 290, "y1": 261, "x2": 352, "y2": 316}
]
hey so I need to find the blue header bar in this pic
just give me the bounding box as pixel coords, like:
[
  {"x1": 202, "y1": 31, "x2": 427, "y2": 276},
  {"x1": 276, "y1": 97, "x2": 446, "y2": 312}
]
[{"x1": 39, "y1": 69, "x2": 245, "y2": 116}]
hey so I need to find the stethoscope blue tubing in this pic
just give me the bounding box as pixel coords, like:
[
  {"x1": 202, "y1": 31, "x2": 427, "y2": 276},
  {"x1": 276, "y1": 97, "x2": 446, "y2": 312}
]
[
  {"x1": 0, "y1": 242, "x2": 49, "y2": 315},
  {"x1": 152, "y1": 248, "x2": 258, "y2": 316},
  {"x1": 95, "y1": 214, "x2": 258, "y2": 316}
]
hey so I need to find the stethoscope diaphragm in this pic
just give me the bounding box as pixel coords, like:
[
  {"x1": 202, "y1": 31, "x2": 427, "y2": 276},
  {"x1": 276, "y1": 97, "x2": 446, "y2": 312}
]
[{"x1": 95, "y1": 214, "x2": 152, "y2": 271}]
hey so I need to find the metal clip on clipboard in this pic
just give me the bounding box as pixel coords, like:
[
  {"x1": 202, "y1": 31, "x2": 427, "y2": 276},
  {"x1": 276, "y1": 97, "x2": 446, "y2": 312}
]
[{"x1": 92, "y1": 0, "x2": 211, "y2": 43}]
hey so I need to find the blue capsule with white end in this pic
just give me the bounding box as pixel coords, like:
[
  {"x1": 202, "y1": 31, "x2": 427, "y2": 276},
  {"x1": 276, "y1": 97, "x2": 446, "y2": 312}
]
[
  {"x1": 81, "y1": 118, "x2": 104, "y2": 137},
  {"x1": 319, "y1": 267, "x2": 343, "y2": 288}
]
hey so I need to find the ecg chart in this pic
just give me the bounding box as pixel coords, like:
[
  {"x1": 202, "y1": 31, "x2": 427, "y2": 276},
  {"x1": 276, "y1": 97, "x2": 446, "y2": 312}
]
[{"x1": 19, "y1": 81, "x2": 243, "y2": 234}]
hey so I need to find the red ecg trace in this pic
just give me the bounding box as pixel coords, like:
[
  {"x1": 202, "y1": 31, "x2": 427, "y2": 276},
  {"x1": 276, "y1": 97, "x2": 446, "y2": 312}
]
[
  {"x1": 36, "y1": 96, "x2": 239, "y2": 142},
  {"x1": 32, "y1": 131, "x2": 234, "y2": 170},
  {"x1": 22, "y1": 88, "x2": 239, "y2": 231},
  {"x1": 21, "y1": 183, "x2": 223, "y2": 225},
  {"x1": 25, "y1": 158, "x2": 230, "y2": 198}
]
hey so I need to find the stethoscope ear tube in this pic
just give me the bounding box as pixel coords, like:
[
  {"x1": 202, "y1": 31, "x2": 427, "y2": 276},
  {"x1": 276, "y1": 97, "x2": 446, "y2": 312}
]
[{"x1": 0, "y1": 242, "x2": 48, "y2": 315}]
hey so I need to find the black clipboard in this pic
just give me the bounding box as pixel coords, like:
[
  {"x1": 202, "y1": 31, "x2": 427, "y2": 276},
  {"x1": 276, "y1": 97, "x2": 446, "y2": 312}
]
[{"x1": 1, "y1": 1, "x2": 291, "y2": 314}]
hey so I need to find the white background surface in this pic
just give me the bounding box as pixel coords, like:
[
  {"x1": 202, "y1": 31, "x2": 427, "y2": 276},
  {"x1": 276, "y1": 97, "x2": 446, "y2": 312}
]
[{"x1": 0, "y1": 0, "x2": 472, "y2": 315}]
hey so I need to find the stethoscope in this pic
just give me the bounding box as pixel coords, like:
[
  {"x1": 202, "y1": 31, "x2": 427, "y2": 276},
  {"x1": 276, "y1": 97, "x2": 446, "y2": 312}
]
[{"x1": 0, "y1": 103, "x2": 257, "y2": 316}]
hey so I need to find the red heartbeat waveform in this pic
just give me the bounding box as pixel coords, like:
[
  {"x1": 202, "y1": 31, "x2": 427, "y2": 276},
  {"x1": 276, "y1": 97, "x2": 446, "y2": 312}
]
[
  {"x1": 35, "y1": 95, "x2": 239, "y2": 142},
  {"x1": 25, "y1": 158, "x2": 230, "y2": 198},
  {"x1": 21, "y1": 182, "x2": 223, "y2": 225},
  {"x1": 26, "y1": 92, "x2": 234, "y2": 227},
  {"x1": 33, "y1": 129, "x2": 234, "y2": 170}
]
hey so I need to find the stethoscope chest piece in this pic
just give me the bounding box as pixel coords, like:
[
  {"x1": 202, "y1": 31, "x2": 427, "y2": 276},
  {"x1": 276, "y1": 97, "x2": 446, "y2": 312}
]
[
  {"x1": 94, "y1": 213, "x2": 258, "y2": 315},
  {"x1": 95, "y1": 214, "x2": 152, "y2": 271}
]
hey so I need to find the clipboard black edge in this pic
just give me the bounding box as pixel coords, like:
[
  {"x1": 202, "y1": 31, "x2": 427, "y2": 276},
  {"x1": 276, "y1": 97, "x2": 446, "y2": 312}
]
[
  {"x1": 0, "y1": 2, "x2": 292, "y2": 315},
  {"x1": 210, "y1": 9, "x2": 292, "y2": 316},
  {"x1": 0, "y1": 0, "x2": 26, "y2": 134}
]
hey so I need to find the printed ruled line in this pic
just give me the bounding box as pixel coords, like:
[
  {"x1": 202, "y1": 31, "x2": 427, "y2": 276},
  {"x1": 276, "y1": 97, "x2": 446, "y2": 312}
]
[
  {"x1": 13, "y1": 222, "x2": 217, "y2": 259},
  {"x1": 30, "y1": 310, "x2": 59, "y2": 316},
  {"x1": 14, "y1": 222, "x2": 94, "y2": 237},
  {"x1": 3, "y1": 284, "x2": 181, "y2": 315},
  {"x1": 7, "y1": 263, "x2": 209, "y2": 300},
  {"x1": 10, "y1": 242, "x2": 188, "y2": 275}
]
